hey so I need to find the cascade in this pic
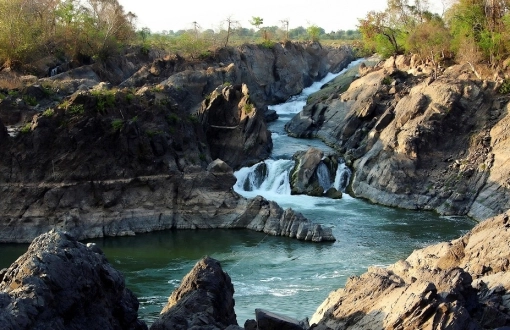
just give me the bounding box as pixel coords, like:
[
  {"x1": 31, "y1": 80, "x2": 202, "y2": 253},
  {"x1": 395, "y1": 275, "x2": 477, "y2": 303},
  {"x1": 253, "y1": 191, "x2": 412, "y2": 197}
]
[
  {"x1": 316, "y1": 162, "x2": 331, "y2": 192},
  {"x1": 50, "y1": 67, "x2": 58, "y2": 77},
  {"x1": 333, "y1": 161, "x2": 351, "y2": 192},
  {"x1": 234, "y1": 159, "x2": 294, "y2": 195}
]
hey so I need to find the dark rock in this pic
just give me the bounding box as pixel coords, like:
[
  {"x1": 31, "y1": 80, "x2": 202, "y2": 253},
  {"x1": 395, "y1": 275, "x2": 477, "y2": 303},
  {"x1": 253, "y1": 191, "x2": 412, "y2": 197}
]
[
  {"x1": 199, "y1": 84, "x2": 272, "y2": 169},
  {"x1": 244, "y1": 319, "x2": 258, "y2": 330},
  {"x1": 0, "y1": 230, "x2": 147, "y2": 330},
  {"x1": 325, "y1": 187, "x2": 342, "y2": 199},
  {"x1": 255, "y1": 309, "x2": 306, "y2": 330},
  {"x1": 150, "y1": 257, "x2": 237, "y2": 330},
  {"x1": 264, "y1": 109, "x2": 279, "y2": 122},
  {"x1": 0, "y1": 118, "x2": 7, "y2": 144}
]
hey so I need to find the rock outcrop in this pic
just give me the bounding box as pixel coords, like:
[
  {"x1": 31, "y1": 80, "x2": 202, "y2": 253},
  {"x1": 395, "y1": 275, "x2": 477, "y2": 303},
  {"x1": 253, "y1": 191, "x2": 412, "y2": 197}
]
[
  {"x1": 123, "y1": 43, "x2": 354, "y2": 111},
  {"x1": 150, "y1": 257, "x2": 240, "y2": 330},
  {"x1": 311, "y1": 212, "x2": 510, "y2": 329},
  {"x1": 0, "y1": 42, "x2": 347, "y2": 243},
  {"x1": 0, "y1": 230, "x2": 147, "y2": 330},
  {"x1": 199, "y1": 83, "x2": 272, "y2": 169},
  {"x1": 286, "y1": 55, "x2": 510, "y2": 220}
]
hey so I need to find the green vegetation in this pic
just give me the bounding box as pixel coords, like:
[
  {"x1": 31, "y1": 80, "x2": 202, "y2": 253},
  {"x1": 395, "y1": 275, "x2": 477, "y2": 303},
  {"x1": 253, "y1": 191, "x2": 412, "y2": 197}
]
[
  {"x1": 42, "y1": 108, "x2": 55, "y2": 117},
  {"x1": 499, "y1": 79, "x2": 510, "y2": 94},
  {"x1": 358, "y1": 0, "x2": 510, "y2": 73},
  {"x1": 243, "y1": 103, "x2": 254, "y2": 114},
  {"x1": 23, "y1": 95, "x2": 37, "y2": 106},
  {"x1": 68, "y1": 104, "x2": 85, "y2": 115},
  {"x1": 166, "y1": 113, "x2": 180, "y2": 125},
  {"x1": 0, "y1": 0, "x2": 135, "y2": 68},
  {"x1": 111, "y1": 119, "x2": 124, "y2": 132},
  {"x1": 92, "y1": 90, "x2": 116, "y2": 113},
  {"x1": 20, "y1": 123, "x2": 31, "y2": 133}
]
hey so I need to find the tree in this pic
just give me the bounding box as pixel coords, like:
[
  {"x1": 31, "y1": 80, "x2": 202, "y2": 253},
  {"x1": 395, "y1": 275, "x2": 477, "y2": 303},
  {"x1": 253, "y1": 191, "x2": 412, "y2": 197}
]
[
  {"x1": 250, "y1": 16, "x2": 268, "y2": 41},
  {"x1": 280, "y1": 19, "x2": 289, "y2": 40},
  {"x1": 307, "y1": 24, "x2": 322, "y2": 42},
  {"x1": 222, "y1": 15, "x2": 239, "y2": 47}
]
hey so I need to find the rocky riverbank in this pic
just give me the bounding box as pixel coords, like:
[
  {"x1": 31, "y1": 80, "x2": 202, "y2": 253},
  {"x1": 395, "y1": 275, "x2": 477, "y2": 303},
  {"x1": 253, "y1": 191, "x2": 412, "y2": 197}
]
[
  {"x1": 1, "y1": 210, "x2": 508, "y2": 329},
  {"x1": 285, "y1": 55, "x2": 510, "y2": 220},
  {"x1": 0, "y1": 42, "x2": 352, "y2": 243}
]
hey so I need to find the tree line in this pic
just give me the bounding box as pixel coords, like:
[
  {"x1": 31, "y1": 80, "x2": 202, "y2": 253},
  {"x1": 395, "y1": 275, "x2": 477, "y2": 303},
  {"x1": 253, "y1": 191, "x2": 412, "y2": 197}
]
[
  {"x1": 358, "y1": 0, "x2": 510, "y2": 70},
  {"x1": 0, "y1": 1, "x2": 360, "y2": 71}
]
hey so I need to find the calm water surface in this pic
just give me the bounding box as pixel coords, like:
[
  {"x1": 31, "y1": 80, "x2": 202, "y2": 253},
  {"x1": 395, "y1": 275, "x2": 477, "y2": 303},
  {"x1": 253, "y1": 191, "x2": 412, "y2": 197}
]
[{"x1": 0, "y1": 60, "x2": 475, "y2": 325}]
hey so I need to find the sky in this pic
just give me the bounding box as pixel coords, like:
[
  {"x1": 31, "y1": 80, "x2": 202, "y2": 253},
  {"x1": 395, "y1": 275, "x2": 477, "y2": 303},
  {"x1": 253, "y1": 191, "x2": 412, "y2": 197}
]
[{"x1": 119, "y1": 0, "x2": 448, "y2": 34}]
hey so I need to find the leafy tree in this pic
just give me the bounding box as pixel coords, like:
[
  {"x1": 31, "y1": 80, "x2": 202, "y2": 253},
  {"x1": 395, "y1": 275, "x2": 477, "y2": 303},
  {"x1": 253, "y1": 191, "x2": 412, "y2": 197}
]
[
  {"x1": 307, "y1": 25, "x2": 323, "y2": 42},
  {"x1": 250, "y1": 16, "x2": 268, "y2": 40}
]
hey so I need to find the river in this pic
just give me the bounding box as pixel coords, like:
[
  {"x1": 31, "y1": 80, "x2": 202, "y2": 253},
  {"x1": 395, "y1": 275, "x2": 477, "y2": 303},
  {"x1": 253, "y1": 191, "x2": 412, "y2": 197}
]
[{"x1": 0, "y1": 60, "x2": 475, "y2": 326}]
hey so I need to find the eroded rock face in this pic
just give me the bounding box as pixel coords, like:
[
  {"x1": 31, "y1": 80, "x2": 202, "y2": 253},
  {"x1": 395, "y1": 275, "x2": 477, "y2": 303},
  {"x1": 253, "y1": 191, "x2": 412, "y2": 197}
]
[
  {"x1": 311, "y1": 212, "x2": 510, "y2": 329},
  {"x1": 286, "y1": 56, "x2": 510, "y2": 219},
  {"x1": 0, "y1": 230, "x2": 147, "y2": 330},
  {"x1": 199, "y1": 84, "x2": 272, "y2": 169},
  {"x1": 150, "y1": 257, "x2": 239, "y2": 330}
]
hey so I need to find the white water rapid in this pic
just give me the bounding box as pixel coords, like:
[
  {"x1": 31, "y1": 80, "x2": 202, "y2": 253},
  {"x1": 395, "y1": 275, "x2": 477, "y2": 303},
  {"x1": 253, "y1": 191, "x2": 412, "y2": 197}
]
[{"x1": 233, "y1": 60, "x2": 363, "y2": 200}]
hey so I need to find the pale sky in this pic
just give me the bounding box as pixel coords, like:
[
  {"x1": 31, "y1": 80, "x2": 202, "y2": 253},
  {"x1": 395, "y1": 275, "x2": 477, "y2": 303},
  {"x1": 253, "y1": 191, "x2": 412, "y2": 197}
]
[{"x1": 119, "y1": 0, "x2": 448, "y2": 33}]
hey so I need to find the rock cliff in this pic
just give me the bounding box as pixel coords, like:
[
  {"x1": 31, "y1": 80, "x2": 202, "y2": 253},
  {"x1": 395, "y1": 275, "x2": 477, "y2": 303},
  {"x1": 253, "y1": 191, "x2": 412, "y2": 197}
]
[
  {"x1": 0, "y1": 42, "x2": 352, "y2": 243},
  {"x1": 311, "y1": 211, "x2": 510, "y2": 329},
  {"x1": 286, "y1": 56, "x2": 510, "y2": 220}
]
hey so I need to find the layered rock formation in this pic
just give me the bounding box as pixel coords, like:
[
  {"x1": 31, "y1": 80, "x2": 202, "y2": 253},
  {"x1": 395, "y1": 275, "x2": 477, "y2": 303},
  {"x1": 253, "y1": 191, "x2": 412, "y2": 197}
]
[
  {"x1": 122, "y1": 42, "x2": 354, "y2": 109},
  {"x1": 286, "y1": 56, "x2": 510, "y2": 220},
  {"x1": 311, "y1": 211, "x2": 510, "y2": 329},
  {"x1": 0, "y1": 42, "x2": 352, "y2": 243},
  {"x1": 0, "y1": 230, "x2": 147, "y2": 330}
]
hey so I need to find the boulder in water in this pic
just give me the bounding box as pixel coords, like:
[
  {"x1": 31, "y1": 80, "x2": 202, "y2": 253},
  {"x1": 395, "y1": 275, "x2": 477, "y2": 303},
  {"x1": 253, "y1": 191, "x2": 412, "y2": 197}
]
[
  {"x1": 325, "y1": 187, "x2": 342, "y2": 199},
  {"x1": 255, "y1": 309, "x2": 308, "y2": 330},
  {"x1": 0, "y1": 229, "x2": 147, "y2": 330},
  {"x1": 150, "y1": 257, "x2": 239, "y2": 330},
  {"x1": 290, "y1": 148, "x2": 324, "y2": 195}
]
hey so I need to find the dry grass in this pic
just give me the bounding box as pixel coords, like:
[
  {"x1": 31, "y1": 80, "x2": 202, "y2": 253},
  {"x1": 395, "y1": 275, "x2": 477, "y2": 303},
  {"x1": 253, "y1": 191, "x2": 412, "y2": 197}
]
[{"x1": 0, "y1": 71, "x2": 24, "y2": 89}]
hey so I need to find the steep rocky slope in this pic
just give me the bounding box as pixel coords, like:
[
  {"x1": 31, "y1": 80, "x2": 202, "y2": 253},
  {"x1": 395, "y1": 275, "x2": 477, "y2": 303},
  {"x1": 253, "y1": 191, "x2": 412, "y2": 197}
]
[
  {"x1": 286, "y1": 56, "x2": 510, "y2": 220},
  {"x1": 0, "y1": 42, "x2": 351, "y2": 243}
]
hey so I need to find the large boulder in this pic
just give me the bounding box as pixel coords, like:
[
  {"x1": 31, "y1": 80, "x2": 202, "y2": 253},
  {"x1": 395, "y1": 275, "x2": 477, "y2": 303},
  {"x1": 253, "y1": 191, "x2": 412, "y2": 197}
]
[
  {"x1": 199, "y1": 84, "x2": 272, "y2": 169},
  {"x1": 311, "y1": 212, "x2": 510, "y2": 329},
  {"x1": 150, "y1": 257, "x2": 241, "y2": 330},
  {"x1": 0, "y1": 230, "x2": 147, "y2": 330}
]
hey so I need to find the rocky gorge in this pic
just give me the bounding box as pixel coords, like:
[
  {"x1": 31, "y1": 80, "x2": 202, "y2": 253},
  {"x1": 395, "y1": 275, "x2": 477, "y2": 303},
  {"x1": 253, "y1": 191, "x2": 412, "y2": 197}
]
[
  {"x1": 0, "y1": 40, "x2": 510, "y2": 329},
  {"x1": 0, "y1": 41, "x2": 353, "y2": 243}
]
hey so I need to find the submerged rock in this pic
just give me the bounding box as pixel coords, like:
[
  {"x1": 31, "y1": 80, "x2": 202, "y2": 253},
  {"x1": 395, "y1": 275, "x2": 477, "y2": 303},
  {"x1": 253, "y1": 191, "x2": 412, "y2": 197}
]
[
  {"x1": 150, "y1": 257, "x2": 239, "y2": 330},
  {"x1": 0, "y1": 230, "x2": 147, "y2": 330}
]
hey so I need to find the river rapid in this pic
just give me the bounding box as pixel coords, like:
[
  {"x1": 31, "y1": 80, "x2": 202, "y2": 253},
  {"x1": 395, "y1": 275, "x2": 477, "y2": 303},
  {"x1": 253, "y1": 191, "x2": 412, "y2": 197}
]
[{"x1": 0, "y1": 60, "x2": 475, "y2": 326}]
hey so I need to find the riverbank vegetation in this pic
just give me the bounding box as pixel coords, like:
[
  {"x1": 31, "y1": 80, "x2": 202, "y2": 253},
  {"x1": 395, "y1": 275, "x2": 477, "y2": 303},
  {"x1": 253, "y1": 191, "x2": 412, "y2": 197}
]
[{"x1": 358, "y1": 0, "x2": 510, "y2": 72}]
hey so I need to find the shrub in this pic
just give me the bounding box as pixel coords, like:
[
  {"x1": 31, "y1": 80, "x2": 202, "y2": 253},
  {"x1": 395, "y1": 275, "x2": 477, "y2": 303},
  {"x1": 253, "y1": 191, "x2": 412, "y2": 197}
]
[
  {"x1": 20, "y1": 123, "x2": 31, "y2": 133},
  {"x1": 111, "y1": 119, "x2": 124, "y2": 132},
  {"x1": 68, "y1": 104, "x2": 85, "y2": 115},
  {"x1": 244, "y1": 103, "x2": 254, "y2": 113},
  {"x1": 23, "y1": 95, "x2": 37, "y2": 106},
  {"x1": 499, "y1": 79, "x2": 510, "y2": 94},
  {"x1": 42, "y1": 108, "x2": 55, "y2": 117}
]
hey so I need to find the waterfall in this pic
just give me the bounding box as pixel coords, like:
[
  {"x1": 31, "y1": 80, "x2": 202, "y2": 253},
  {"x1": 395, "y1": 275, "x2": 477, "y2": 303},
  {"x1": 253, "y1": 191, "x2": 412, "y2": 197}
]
[
  {"x1": 333, "y1": 161, "x2": 351, "y2": 192},
  {"x1": 234, "y1": 159, "x2": 294, "y2": 195},
  {"x1": 316, "y1": 162, "x2": 331, "y2": 192},
  {"x1": 50, "y1": 67, "x2": 58, "y2": 77}
]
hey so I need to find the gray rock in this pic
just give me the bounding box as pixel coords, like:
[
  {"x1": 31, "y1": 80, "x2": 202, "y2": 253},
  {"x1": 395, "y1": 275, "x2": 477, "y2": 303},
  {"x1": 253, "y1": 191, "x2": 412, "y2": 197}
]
[
  {"x1": 311, "y1": 212, "x2": 510, "y2": 329},
  {"x1": 150, "y1": 257, "x2": 237, "y2": 330},
  {"x1": 0, "y1": 230, "x2": 147, "y2": 330}
]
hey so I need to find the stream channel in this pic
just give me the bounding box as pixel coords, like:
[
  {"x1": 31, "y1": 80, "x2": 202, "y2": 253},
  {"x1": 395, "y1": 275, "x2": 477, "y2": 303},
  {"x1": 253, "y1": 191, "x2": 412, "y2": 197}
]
[{"x1": 0, "y1": 60, "x2": 475, "y2": 326}]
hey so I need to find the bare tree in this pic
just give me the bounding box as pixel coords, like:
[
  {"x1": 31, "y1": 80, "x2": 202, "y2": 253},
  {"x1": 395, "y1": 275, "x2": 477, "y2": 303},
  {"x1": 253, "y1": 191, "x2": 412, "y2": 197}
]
[
  {"x1": 223, "y1": 15, "x2": 239, "y2": 47},
  {"x1": 280, "y1": 19, "x2": 289, "y2": 41}
]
